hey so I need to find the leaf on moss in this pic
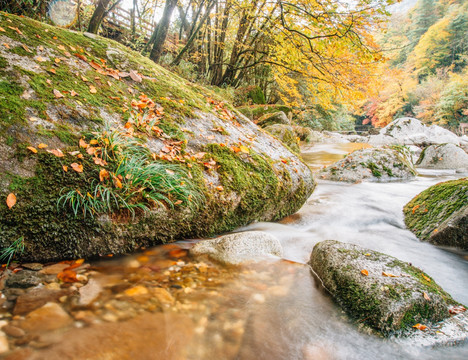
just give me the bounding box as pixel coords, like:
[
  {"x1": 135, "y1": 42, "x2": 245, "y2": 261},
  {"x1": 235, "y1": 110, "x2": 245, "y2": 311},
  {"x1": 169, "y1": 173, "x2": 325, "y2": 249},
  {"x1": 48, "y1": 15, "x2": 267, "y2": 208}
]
[
  {"x1": 6, "y1": 193, "x2": 16, "y2": 209},
  {"x1": 70, "y1": 163, "x2": 83, "y2": 172}
]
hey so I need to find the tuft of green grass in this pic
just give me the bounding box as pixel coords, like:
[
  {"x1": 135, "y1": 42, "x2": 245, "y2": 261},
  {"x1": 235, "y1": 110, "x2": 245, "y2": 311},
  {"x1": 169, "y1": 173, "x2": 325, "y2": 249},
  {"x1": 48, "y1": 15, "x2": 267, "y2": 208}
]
[{"x1": 0, "y1": 236, "x2": 25, "y2": 267}]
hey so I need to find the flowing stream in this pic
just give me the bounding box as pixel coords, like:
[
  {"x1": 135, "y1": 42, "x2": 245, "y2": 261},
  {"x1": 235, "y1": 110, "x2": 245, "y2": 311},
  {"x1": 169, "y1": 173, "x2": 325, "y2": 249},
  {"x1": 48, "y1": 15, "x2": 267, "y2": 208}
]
[{"x1": 8, "y1": 143, "x2": 467, "y2": 360}]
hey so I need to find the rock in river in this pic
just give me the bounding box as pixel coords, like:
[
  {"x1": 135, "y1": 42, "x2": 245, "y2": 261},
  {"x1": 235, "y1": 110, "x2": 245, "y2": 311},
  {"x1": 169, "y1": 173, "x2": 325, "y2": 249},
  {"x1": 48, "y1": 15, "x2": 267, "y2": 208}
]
[
  {"x1": 191, "y1": 231, "x2": 283, "y2": 265},
  {"x1": 404, "y1": 178, "x2": 468, "y2": 250},
  {"x1": 309, "y1": 240, "x2": 464, "y2": 336},
  {"x1": 416, "y1": 143, "x2": 468, "y2": 170},
  {"x1": 319, "y1": 147, "x2": 417, "y2": 182}
]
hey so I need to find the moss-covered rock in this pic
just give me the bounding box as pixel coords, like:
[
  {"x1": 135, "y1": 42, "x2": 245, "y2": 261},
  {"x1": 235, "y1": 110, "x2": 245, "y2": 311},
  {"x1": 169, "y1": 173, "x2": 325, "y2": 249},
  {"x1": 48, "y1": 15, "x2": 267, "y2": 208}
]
[
  {"x1": 263, "y1": 124, "x2": 300, "y2": 154},
  {"x1": 257, "y1": 111, "x2": 290, "y2": 128},
  {"x1": 309, "y1": 240, "x2": 460, "y2": 335},
  {"x1": 404, "y1": 178, "x2": 468, "y2": 250},
  {"x1": 237, "y1": 105, "x2": 292, "y2": 121},
  {"x1": 0, "y1": 13, "x2": 315, "y2": 262},
  {"x1": 319, "y1": 147, "x2": 417, "y2": 182}
]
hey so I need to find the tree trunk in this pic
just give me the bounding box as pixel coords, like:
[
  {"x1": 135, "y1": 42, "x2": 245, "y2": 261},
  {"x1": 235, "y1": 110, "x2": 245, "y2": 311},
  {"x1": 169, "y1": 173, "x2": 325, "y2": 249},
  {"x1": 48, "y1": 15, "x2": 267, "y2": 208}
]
[
  {"x1": 87, "y1": 0, "x2": 112, "y2": 34},
  {"x1": 210, "y1": 0, "x2": 231, "y2": 85},
  {"x1": 149, "y1": 0, "x2": 178, "y2": 63}
]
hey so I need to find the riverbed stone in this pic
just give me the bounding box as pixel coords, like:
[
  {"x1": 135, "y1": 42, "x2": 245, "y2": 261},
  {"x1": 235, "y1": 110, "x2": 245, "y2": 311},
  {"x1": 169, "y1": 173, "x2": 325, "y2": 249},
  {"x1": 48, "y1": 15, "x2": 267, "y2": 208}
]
[
  {"x1": 416, "y1": 143, "x2": 468, "y2": 170},
  {"x1": 77, "y1": 278, "x2": 103, "y2": 307},
  {"x1": 19, "y1": 302, "x2": 73, "y2": 333},
  {"x1": 190, "y1": 231, "x2": 283, "y2": 265},
  {"x1": 0, "y1": 331, "x2": 9, "y2": 354},
  {"x1": 13, "y1": 287, "x2": 69, "y2": 315},
  {"x1": 319, "y1": 147, "x2": 417, "y2": 182},
  {"x1": 6, "y1": 271, "x2": 42, "y2": 289},
  {"x1": 309, "y1": 240, "x2": 460, "y2": 335},
  {"x1": 263, "y1": 124, "x2": 300, "y2": 153},
  {"x1": 404, "y1": 178, "x2": 468, "y2": 250}
]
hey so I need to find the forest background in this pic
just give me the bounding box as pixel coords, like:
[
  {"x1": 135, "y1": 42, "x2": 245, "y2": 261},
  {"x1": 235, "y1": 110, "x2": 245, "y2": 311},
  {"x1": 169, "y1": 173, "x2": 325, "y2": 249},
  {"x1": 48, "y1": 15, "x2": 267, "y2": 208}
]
[{"x1": 2, "y1": 0, "x2": 467, "y2": 133}]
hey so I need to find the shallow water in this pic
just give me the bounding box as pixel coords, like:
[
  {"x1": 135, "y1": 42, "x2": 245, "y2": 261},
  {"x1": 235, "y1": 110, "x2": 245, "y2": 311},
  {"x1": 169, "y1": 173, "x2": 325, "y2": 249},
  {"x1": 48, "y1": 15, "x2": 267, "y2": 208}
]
[{"x1": 4, "y1": 143, "x2": 467, "y2": 360}]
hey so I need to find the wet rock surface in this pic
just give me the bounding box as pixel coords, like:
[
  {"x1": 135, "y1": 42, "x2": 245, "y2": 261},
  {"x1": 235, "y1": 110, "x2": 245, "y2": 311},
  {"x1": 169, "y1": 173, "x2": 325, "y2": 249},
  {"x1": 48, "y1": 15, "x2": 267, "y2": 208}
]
[
  {"x1": 256, "y1": 111, "x2": 291, "y2": 128},
  {"x1": 263, "y1": 124, "x2": 300, "y2": 153},
  {"x1": 309, "y1": 240, "x2": 463, "y2": 335},
  {"x1": 416, "y1": 143, "x2": 468, "y2": 170},
  {"x1": 190, "y1": 231, "x2": 283, "y2": 265},
  {"x1": 367, "y1": 117, "x2": 464, "y2": 147},
  {"x1": 319, "y1": 147, "x2": 417, "y2": 182}
]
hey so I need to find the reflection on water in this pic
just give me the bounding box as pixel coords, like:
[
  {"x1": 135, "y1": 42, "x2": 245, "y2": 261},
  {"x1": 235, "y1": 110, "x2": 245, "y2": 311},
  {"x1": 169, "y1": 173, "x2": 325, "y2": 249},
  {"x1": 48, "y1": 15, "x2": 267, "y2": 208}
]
[
  {"x1": 301, "y1": 142, "x2": 372, "y2": 172},
  {"x1": 5, "y1": 143, "x2": 467, "y2": 360}
]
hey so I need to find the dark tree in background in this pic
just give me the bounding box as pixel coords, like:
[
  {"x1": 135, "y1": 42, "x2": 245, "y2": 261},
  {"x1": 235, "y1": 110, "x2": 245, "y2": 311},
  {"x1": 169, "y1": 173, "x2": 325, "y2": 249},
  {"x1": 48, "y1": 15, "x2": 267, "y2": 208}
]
[{"x1": 87, "y1": 0, "x2": 121, "y2": 34}]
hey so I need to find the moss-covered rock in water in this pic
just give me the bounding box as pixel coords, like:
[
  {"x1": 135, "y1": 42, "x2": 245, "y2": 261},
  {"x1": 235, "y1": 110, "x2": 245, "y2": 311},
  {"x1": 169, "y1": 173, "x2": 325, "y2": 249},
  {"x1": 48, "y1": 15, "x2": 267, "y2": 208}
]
[
  {"x1": 319, "y1": 147, "x2": 417, "y2": 182},
  {"x1": 404, "y1": 178, "x2": 468, "y2": 250},
  {"x1": 263, "y1": 124, "x2": 300, "y2": 154},
  {"x1": 0, "y1": 13, "x2": 315, "y2": 262},
  {"x1": 309, "y1": 240, "x2": 461, "y2": 336},
  {"x1": 257, "y1": 111, "x2": 290, "y2": 128}
]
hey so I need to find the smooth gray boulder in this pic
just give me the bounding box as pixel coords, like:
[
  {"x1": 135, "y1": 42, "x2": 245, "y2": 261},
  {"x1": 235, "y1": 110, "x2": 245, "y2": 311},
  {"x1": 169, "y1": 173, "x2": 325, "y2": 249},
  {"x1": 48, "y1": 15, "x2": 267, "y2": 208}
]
[
  {"x1": 368, "y1": 118, "x2": 462, "y2": 146},
  {"x1": 257, "y1": 111, "x2": 290, "y2": 128},
  {"x1": 309, "y1": 240, "x2": 464, "y2": 336},
  {"x1": 416, "y1": 143, "x2": 468, "y2": 170},
  {"x1": 319, "y1": 147, "x2": 417, "y2": 182},
  {"x1": 264, "y1": 124, "x2": 300, "y2": 153},
  {"x1": 190, "y1": 231, "x2": 283, "y2": 265}
]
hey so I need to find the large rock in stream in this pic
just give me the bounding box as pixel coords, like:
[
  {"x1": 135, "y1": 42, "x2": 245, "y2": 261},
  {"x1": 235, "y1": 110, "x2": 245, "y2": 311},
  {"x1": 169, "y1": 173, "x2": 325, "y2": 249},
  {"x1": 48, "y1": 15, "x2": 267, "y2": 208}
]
[
  {"x1": 0, "y1": 14, "x2": 314, "y2": 262},
  {"x1": 416, "y1": 143, "x2": 468, "y2": 170},
  {"x1": 309, "y1": 240, "x2": 466, "y2": 338},
  {"x1": 368, "y1": 117, "x2": 464, "y2": 147},
  {"x1": 404, "y1": 178, "x2": 468, "y2": 250},
  {"x1": 319, "y1": 147, "x2": 417, "y2": 182},
  {"x1": 190, "y1": 231, "x2": 283, "y2": 265}
]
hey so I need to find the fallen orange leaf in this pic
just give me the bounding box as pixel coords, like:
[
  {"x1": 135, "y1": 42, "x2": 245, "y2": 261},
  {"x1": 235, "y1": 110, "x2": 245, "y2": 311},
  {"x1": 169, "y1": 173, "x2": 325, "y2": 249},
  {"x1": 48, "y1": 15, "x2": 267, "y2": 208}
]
[
  {"x1": 6, "y1": 193, "x2": 16, "y2": 209},
  {"x1": 382, "y1": 272, "x2": 398, "y2": 277},
  {"x1": 27, "y1": 146, "x2": 38, "y2": 153},
  {"x1": 70, "y1": 90, "x2": 78, "y2": 97},
  {"x1": 412, "y1": 323, "x2": 427, "y2": 331},
  {"x1": 449, "y1": 306, "x2": 466, "y2": 314},
  {"x1": 422, "y1": 274, "x2": 431, "y2": 282},
  {"x1": 423, "y1": 292, "x2": 431, "y2": 301},
  {"x1": 79, "y1": 138, "x2": 89, "y2": 148},
  {"x1": 38, "y1": 143, "x2": 48, "y2": 149},
  {"x1": 47, "y1": 149, "x2": 64, "y2": 157},
  {"x1": 62, "y1": 165, "x2": 68, "y2": 172},
  {"x1": 99, "y1": 169, "x2": 109, "y2": 182},
  {"x1": 70, "y1": 163, "x2": 83, "y2": 173},
  {"x1": 89, "y1": 85, "x2": 97, "y2": 94},
  {"x1": 57, "y1": 269, "x2": 78, "y2": 283},
  {"x1": 168, "y1": 249, "x2": 187, "y2": 258},
  {"x1": 361, "y1": 269, "x2": 369, "y2": 276}
]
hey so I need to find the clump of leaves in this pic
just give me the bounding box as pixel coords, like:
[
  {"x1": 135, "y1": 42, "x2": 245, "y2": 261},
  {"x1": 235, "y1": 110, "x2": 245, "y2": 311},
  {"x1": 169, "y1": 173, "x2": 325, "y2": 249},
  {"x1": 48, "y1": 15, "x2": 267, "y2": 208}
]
[{"x1": 0, "y1": 236, "x2": 25, "y2": 267}]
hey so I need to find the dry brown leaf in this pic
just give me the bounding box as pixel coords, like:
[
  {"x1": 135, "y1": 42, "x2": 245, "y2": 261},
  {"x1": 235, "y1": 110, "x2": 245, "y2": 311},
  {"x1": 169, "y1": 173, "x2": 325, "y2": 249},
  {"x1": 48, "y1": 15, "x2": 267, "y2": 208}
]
[
  {"x1": 81, "y1": 75, "x2": 89, "y2": 82},
  {"x1": 0, "y1": 27, "x2": 5, "y2": 32},
  {"x1": 21, "y1": 44, "x2": 31, "y2": 53},
  {"x1": 89, "y1": 85, "x2": 97, "y2": 94},
  {"x1": 2, "y1": 43, "x2": 10, "y2": 49},
  {"x1": 57, "y1": 269, "x2": 78, "y2": 283},
  {"x1": 93, "y1": 157, "x2": 107, "y2": 166},
  {"x1": 47, "y1": 149, "x2": 65, "y2": 157},
  {"x1": 53, "y1": 89, "x2": 64, "y2": 98},
  {"x1": 86, "y1": 147, "x2": 96, "y2": 155},
  {"x1": 361, "y1": 269, "x2": 369, "y2": 276},
  {"x1": 449, "y1": 306, "x2": 466, "y2": 315},
  {"x1": 423, "y1": 292, "x2": 431, "y2": 301},
  {"x1": 70, "y1": 163, "x2": 83, "y2": 173},
  {"x1": 70, "y1": 90, "x2": 78, "y2": 97},
  {"x1": 129, "y1": 70, "x2": 142, "y2": 83},
  {"x1": 382, "y1": 272, "x2": 398, "y2": 278},
  {"x1": 79, "y1": 138, "x2": 89, "y2": 148},
  {"x1": 36, "y1": 56, "x2": 45, "y2": 62},
  {"x1": 46, "y1": 79, "x2": 52, "y2": 85},
  {"x1": 57, "y1": 45, "x2": 66, "y2": 51},
  {"x1": 6, "y1": 193, "x2": 16, "y2": 209},
  {"x1": 27, "y1": 146, "x2": 38, "y2": 153},
  {"x1": 54, "y1": 57, "x2": 61, "y2": 64}
]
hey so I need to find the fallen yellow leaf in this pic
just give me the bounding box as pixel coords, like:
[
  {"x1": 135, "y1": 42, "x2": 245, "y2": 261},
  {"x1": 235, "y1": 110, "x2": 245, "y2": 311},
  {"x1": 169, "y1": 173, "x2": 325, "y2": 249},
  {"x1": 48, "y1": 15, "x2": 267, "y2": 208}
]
[
  {"x1": 38, "y1": 143, "x2": 48, "y2": 149},
  {"x1": 27, "y1": 146, "x2": 38, "y2": 153},
  {"x1": 361, "y1": 269, "x2": 369, "y2": 276},
  {"x1": 70, "y1": 163, "x2": 83, "y2": 173},
  {"x1": 6, "y1": 193, "x2": 16, "y2": 209}
]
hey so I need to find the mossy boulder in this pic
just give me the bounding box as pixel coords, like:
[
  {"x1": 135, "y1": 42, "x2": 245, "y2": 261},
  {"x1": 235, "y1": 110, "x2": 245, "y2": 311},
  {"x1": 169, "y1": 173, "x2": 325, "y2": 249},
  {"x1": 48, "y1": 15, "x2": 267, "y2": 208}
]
[
  {"x1": 263, "y1": 124, "x2": 300, "y2": 154},
  {"x1": 0, "y1": 13, "x2": 315, "y2": 262},
  {"x1": 309, "y1": 240, "x2": 460, "y2": 335},
  {"x1": 404, "y1": 178, "x2": 468, "y2": 250},
  {"x1": 257, "y1": 111, "x2": 290, "y2": 128},
  {"x1": 319, "y1": 147, "x2": 417, "y2": 182},
  {"x1": 416, "y1": 144, "x2": 468, "y2": 170},
  {"x1": 237, "y1": 105, "x2": 292, "y2": 121}
]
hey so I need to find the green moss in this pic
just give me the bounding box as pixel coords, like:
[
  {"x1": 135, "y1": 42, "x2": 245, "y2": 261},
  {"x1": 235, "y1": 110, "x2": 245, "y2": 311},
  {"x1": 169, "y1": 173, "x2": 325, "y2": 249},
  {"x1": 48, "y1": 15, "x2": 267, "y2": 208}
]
[
  {"x1": 403, "y1": 178, "x2": 468, "y2": 241},
  {"x1": 0, "y1": 79, "x2": 25, "y2": 126},
  {"x1": 237, "y1": 104, "x2": 292, "y2": 120},
  {"x1": 9, "y1": 45, "x2": 35, "y2": 57},
  {"x1": 366, "y1": 162, "x2": 382, "y2": 178}
]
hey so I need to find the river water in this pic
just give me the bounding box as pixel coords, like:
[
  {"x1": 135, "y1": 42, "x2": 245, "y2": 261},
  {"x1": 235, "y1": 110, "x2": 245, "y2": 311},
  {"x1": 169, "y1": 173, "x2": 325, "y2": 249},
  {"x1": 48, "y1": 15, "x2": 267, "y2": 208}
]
[{"x1": 7, "y1": 143, "x2": 467, "y2": 360}]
